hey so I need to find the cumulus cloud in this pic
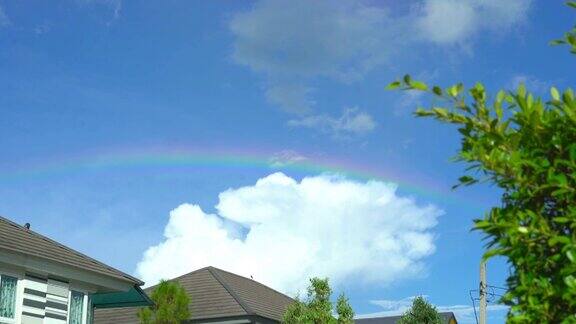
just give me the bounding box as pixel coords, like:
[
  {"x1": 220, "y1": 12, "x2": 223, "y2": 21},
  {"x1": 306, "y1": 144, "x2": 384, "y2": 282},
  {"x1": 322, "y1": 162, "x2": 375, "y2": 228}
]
[
  {"x1": 360, "y1": 296, "x2": 509, "y2": 324},
  {"x1": 137, "y1": 173, "x2": 441, "y2": 294},
  {"x1": 416, "y1": 0, "x2": 532, "y2": 45},
  {"x1": 288, "y1": 108, "x2": 377, "y2": 137},
  {"x1": 230, "y1": 0, "x2": 532, "y2": 114}
]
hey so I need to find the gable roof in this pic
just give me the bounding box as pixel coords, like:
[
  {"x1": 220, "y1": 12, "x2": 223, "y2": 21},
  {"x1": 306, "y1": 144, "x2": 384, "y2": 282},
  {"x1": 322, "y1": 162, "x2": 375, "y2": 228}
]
[
  {"x1": 355, "y1": 312, "x2": 458, "y2": 324},
  {"x1": 94, "y1": 266, "x2": 295, "y2": 323},
  {"x1": 0, "y1": 215, "x2": 143, "y2": 286}
]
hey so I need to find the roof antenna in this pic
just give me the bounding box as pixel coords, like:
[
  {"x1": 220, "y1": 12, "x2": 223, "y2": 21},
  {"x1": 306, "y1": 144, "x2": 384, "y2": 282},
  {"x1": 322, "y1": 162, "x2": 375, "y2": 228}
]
[
  {"x1": 250, "y1": 275, "x2": 254, "y2": 280},
  {"x1": 24, "y1": 223, "x2": 30, "y2": 230}
]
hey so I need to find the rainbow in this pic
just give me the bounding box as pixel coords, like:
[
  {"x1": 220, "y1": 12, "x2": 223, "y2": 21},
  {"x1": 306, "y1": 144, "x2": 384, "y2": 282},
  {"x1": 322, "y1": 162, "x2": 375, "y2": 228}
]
[{"x1": 0, "y1": 145, "x2": 472, "y2": 205}]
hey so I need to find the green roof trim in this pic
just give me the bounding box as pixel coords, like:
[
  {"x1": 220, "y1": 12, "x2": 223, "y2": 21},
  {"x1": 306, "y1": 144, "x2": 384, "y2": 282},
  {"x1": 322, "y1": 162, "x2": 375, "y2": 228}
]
[{"x1": 91, "y1": 286, "x2": 153, "y2": 309}]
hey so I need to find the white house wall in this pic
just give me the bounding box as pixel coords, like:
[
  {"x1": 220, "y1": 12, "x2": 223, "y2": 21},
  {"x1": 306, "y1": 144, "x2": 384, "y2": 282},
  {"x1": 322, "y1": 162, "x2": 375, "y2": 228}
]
[
  {"x1": 0, "y1": 263, "x2": 93, "y2": 324},
  {"x1": 21, "y1": 275, "x2": 47, "y2": 324},
  {"x1": 44, "y1": 279, "x2": 69, "y2": 324}
]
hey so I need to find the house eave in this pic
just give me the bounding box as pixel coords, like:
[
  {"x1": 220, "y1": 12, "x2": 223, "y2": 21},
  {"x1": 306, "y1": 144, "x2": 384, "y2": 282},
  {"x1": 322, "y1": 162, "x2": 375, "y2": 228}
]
[{"x1": 0, "y1": 248, "x2": 135, "y2": 293}]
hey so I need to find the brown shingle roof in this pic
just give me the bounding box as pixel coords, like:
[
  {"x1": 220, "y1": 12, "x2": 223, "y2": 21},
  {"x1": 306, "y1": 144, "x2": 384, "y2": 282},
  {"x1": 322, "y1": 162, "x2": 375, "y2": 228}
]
[
  {"x1": 94, "y1": 266, "x2": 295, "y2": 324},
  {"x1": 0, "y1": 215, "x2": 143, "y2": 286}
]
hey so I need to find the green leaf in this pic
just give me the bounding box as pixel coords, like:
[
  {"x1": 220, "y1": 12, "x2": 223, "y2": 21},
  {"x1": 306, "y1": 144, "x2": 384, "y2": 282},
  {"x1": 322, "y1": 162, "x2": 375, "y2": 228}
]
[
  {"x1": 553, "y1": 217, "x2": 571, "y2": 223},
  {"x1": 565, "y1": 275, "x2": 576, "y2": 288},
  {"x1": 456, "y1": 83, "x2": 464, "y2": 94},
  {"x1": 386, "y1": 81, "x2": 401, "y2": 90},
  {"x1": 552, "y1": 188, "x2": 572, "y2": 197},
  {"x1": 550, "y1": 39, "x2": 566, "y2": 45},
  {"x1": 474, "y1": 82, "x2": 485, "y2": 92},
  {"x1": 432, "y1": 86, "x2": 442, "y2": 96},
  {"x1": 517, "y1": 83, "x2": 526, "y2": 97},
  {"x1": 568, "y1": 1, "x2": 576, "y2": 9},
  {"x1": 431, "y1": 107, "x2": 449, "y2": 118},
  {"x1": 554, "y1": 173, "x2": 568, "y2": 186},
  {"x1": 567, "y1": 250, "x2": 575, "y2": 263},
  {"x1": 482, "y1": 248, "x2": 505, "y2": 261},
  {"x1": 517, "y1": 226, "x2": 529, "y2": 234},
  {"x1": 495, "y1": 105, "x2": 503, "y2": 120},
  {"x1": 496, "y1": 90, "x2": 506, "y2": 103},
  {"x1": 411, "y1": 81, "x2": 428, "y2": 91},
  {"x1": 551, "y1": 87, "x2": 561, "y2": 101},
  {"x1": 569, "y1": 144, "x2": 576, "y2": 161},
  {"x1": 403, "y1": 74, "x2": 411, "y2": 85},
  {"x1": 549, "y1": 236, "x2": 571, "y2": 245},
  {"x1": 474, "y1": 220, "x2": 491, "y2": 229},
  {"x1": 414, "y1": 108, "x2": 434, "y2": 117},
  {"x1": 504, "y1": 93, "x2": 515, "y2": 103},
  {"x1": 564, "y1": 88, "x2": 574, "y2": 102},
  {"x1": 448, "y1": 85, "x2": 459, "y2": 97}
]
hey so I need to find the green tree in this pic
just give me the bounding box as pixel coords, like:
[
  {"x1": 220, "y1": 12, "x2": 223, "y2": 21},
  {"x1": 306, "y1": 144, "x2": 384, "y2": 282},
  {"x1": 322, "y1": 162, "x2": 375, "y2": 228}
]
[
  {"x1": 283, "y1": 278, "x2": 354, "y2": 324},
  {"x1": 138, "y1": 280, "x2": 190, "y2": 324},
  {"x1": 336, "y1": 294, "x2": 354, "y2": 324},
  {"x1": 397, "y1": 296, "x2": 441, "y2": 324},
  {"x1": 387, "y1": 3, "x2": 576, "y2": 322}
]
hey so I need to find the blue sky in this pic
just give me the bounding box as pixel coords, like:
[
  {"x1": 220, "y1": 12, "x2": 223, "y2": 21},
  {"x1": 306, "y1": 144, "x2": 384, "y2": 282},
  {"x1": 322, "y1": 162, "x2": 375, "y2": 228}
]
[{"x1": 0, "y1": 1, "x2": 574, "y2": 323}]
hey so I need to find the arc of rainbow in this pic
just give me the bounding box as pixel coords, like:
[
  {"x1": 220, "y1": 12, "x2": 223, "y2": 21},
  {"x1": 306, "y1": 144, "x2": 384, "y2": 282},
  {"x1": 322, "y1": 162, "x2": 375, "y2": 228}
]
[{"x1": 0, "y1": 146, "x2": 478, "y2": 206}]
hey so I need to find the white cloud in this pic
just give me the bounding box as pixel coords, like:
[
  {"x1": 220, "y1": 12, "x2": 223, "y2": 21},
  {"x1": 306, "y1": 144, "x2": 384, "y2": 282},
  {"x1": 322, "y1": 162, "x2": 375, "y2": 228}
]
[
  {"x1": 416, "y1": 0, "x2": 477, "y2": 45},
  {"x1": 230, "y1": 0, "x2": 399, "y2": 113},
  {"x1": 288, "y1": 108, "x2": 376, "y2": 137},
  {"x1": 269, "y1": 150, "x2": 307, "y2": 168},
  {"x1": 230, "y1": 0, "x2": 532, "y2": 113},
  {"x1": 416, "y1": 0, "x2": 532, "y2": 45},
  {"x1": 360, "y1": 296, "x2": 509, "y2": 324},
  {"x1": 136, "y1": 173, "x2": 441, "y2": 294},
  {"x1": 265, "y1": 83, "x2": 316, "y2": 115}
]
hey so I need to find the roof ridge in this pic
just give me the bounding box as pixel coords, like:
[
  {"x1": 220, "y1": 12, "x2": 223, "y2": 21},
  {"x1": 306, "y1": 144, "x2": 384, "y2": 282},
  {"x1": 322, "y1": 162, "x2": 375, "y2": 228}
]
[
  {"x1": 207, "y1": 266, "x2": 254, "y2": 316},
  {"x1": 146, "y1": 266, "x2": 214, "y2": 291},
  {"x1": 208, "y1": 266, "x2": 294, "y2": 301},
  {"x1": 0, "y1": 215, "x2": 143, "y2": 286}
]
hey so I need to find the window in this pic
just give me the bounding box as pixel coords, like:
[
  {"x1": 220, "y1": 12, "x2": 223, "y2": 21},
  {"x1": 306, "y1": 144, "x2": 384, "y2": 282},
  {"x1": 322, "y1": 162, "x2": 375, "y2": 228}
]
[
  {"x1": 69, "y1": 290, "x2": 85, "y2": 324},
  {"x1": 0, "y1": 274, "x2": 18, "y2": 320}
]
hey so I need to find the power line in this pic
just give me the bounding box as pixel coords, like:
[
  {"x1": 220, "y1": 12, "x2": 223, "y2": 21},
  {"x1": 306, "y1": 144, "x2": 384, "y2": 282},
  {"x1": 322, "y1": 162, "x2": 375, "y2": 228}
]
[
  {"x1": 469, "y1": 277, "x2": 507, "y2": 324},
  {"x1": 469, "y1": 289, "x2": 479, "y2": 324}
]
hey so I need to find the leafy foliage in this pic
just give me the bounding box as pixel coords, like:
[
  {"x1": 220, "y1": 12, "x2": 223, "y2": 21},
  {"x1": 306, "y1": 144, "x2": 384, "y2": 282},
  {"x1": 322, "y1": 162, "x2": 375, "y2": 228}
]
[
  {"x1": 551, "y1": 1, "x2": 576, "y2": 54},
  {"x1": 397, "y1": 296, "x2": 441, "y2": 324},
  {"x1": 386, "y1": 4, "x2": 576, "y2": 321},
  {"x1": 283, "y1": 278, "x2": 354, "y2": 324},
  {"x1": 138, "y1": 280, "x2": 190, "y2": 324},
  {"x1": 336, "y1": 293, "x2": 354, "y2": 324}
]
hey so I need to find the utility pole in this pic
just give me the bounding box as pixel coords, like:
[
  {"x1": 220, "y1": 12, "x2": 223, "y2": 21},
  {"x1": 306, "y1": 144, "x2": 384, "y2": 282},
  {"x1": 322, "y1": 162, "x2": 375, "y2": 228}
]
[{"x1": 479, "y1": 261, "x2": 487, "y2": 324}]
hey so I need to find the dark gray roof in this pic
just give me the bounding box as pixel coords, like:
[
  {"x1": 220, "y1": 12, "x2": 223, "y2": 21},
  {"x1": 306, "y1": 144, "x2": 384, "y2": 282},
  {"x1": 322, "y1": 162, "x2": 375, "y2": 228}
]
[
  {"x1": 0, "y1": 215, "x2": 143, "y2": 286},
  {"x1": 355, "y1": 312, "x2": 457, "y2": 324},
  {"x1": 94, "y1": 266, "x2": 295, "y2": 324}
]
